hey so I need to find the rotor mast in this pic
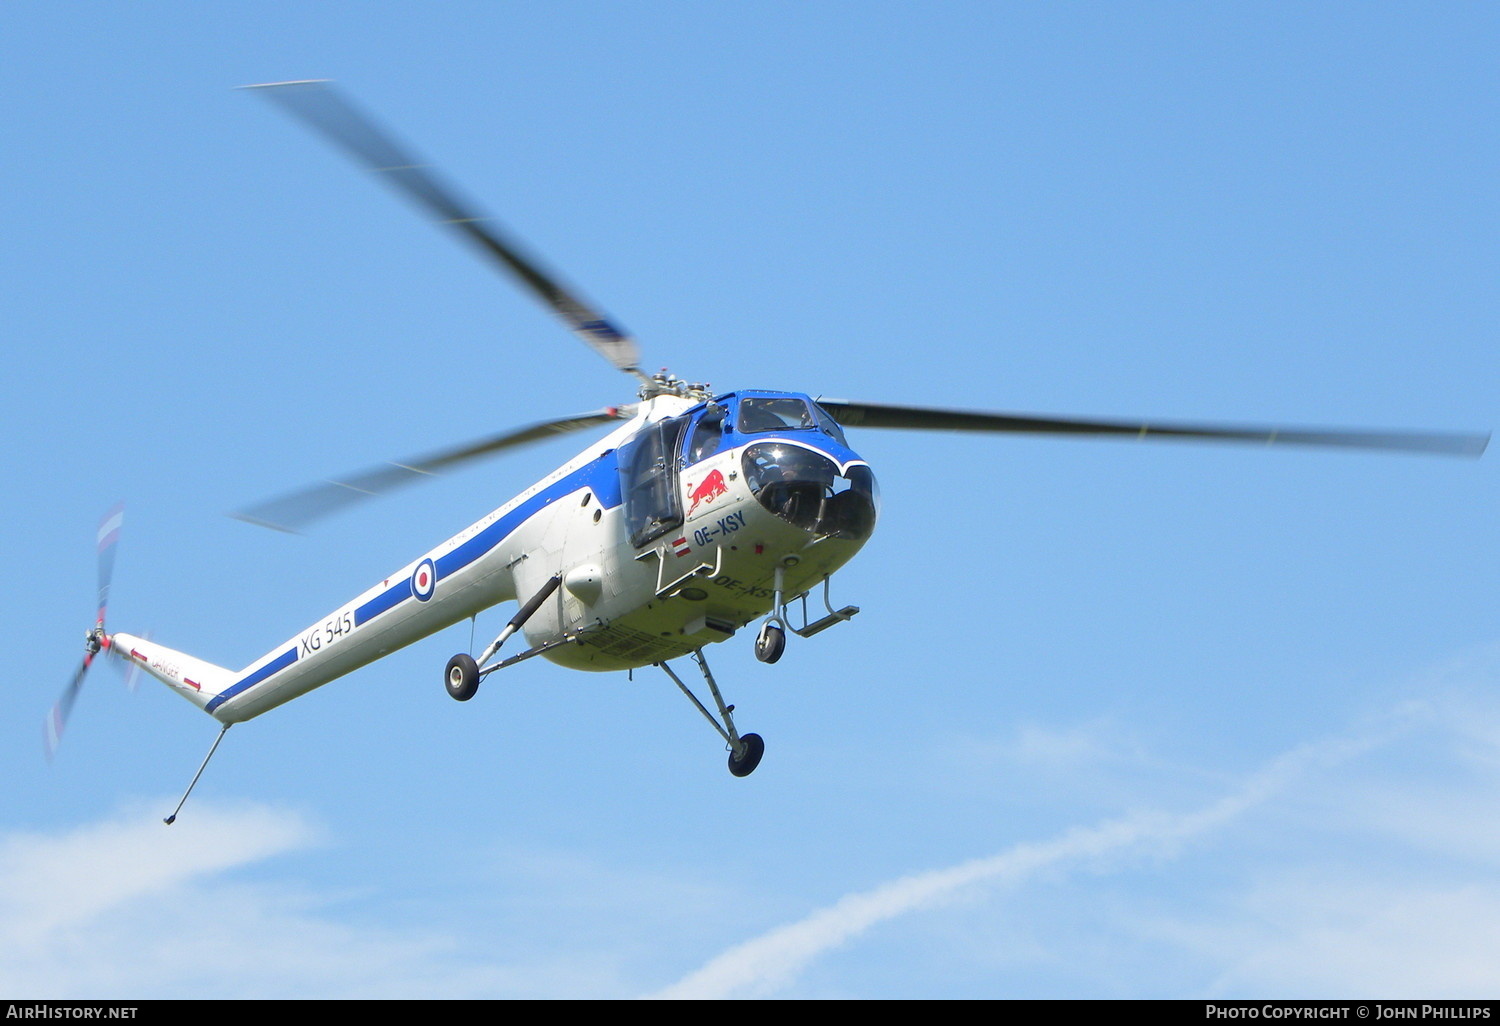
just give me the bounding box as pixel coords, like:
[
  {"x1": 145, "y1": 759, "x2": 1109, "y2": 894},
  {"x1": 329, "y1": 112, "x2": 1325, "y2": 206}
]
[{"x1": 637, "y1": 370, "x2": 713, "y2": 403}]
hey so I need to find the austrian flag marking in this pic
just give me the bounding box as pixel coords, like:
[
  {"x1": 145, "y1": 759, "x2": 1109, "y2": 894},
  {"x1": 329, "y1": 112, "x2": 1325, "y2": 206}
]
[{"x1": 673, "y1": 538, "x2": 692, "y2": 558}]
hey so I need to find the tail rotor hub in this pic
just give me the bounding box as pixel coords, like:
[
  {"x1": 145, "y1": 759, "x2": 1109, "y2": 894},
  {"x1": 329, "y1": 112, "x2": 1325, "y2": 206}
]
[{"x1": 84, "y1": 625, "x2": 107, "y2": 657}]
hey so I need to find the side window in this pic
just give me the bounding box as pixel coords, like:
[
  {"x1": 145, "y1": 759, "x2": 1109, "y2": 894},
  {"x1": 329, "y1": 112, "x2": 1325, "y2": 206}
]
[
  {"x1": 812, "y1": 402, "x2": 847, "y2": 446},
  {"x1": 686, "y1": 404, "x2": 727, "y2": 465},
  {"x1": 619, "y1": 416, "x2": 687, "y2": 548}
]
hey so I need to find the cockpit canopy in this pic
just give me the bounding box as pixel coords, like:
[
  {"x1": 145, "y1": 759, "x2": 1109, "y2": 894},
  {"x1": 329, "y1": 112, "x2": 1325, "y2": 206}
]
[
  {"x1": 735, "y1": 395, "x2": 847, "y2": 446},
  {"x1": 618, "y1": 391, "x2": 876, "y2": 549},
  {"x1": 741, "y1": 441, "x2": 877, "y2": 541},
  {"x1": 714, "y1": 392, "x2": 877, "y2": 542}
]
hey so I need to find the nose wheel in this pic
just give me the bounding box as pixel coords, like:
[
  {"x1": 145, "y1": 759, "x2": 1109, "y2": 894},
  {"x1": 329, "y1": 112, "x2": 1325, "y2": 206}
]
[
  {"x1": 754, "y1": 622, "x2": 785, "y2": 663},
  {"x1": 750, "y1": 566, "x2": 860, "y2": 664}
]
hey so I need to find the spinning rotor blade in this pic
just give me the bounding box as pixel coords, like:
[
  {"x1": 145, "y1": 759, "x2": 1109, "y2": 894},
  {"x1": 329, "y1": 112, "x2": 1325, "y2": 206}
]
[
  {"x1": 45, "y1": 657, "x2": 93, "y2": 760},
  {"x1": 95, "y1": 502, "x2": 121, "y2": 623},
  {"x1": 232, "y1": 407, "x2": 632, "y2": 533},
  {"x1": 243, "y1": 80, "x2": 642, "y2": 377},
  {"x1": 818, "y1": 401, "x2": 1490, "y2": 458},
  {"x1": 46, "y1": 504, "x2": 124, "y2": 759}
]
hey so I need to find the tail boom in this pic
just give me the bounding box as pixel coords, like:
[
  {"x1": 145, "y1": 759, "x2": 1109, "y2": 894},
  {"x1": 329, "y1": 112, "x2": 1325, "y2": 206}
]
[{"x1": 109, "y1": 633, "x2": 235, "y2": 713}]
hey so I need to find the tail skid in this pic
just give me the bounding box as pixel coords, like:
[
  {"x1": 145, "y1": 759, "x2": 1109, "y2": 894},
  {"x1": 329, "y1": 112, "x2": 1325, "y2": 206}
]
[{"x1": 109, "y1": 632, "x2": 242, "y2": 825}]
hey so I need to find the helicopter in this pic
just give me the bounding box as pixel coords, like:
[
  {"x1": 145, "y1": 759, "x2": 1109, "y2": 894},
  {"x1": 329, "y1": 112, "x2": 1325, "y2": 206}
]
[{"x1": 50, "y1": 81, "x2": 1489, "y2": 819}]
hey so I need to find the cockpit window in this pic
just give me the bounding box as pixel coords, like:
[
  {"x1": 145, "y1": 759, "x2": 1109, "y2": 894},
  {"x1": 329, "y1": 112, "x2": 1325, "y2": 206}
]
[
  {"x1": 741, "y1": 442, "x2": 878, "y2": 541},
  {"x1": 737, "y1": 397, "x2": 815, "y2": 434},
  {"x1": 686, "y1": 403, "x2": 727, "y2": 464},
  {"x1": 812, "y1": 402, "x2": 847, "y2": 446}
]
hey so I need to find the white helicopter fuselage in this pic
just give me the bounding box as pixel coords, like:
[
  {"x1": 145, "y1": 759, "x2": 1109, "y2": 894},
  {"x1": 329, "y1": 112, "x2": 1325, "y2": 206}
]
[
  {"x1": 113, "y1": 390, "x2": 878, "y2": 725},
  {"x1": 51, "y1": 82, "x2": 1483, "y2": 800}
]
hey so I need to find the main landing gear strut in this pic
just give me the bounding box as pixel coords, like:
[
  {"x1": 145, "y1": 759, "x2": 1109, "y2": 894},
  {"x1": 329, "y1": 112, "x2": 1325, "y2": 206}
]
[
  {"x1": 659, "y1": 649, "x2": 764, "y2": 777},
  {"x1": 444, "y1": 576, "x2": 771, "y2": 778},
  {"x1": 445, "y1": 575, "x2": 563, "y2": 702}
]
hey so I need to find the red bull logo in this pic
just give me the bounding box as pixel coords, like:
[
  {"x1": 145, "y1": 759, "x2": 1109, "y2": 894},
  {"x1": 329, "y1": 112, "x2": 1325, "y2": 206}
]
[{"x1": 687, "y1": 469, "x2": 729, "y2": 515}]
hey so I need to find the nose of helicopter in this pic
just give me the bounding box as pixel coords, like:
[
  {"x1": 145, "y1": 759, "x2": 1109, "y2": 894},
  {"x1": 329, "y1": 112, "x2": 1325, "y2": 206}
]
[{"x1": 740, "y1": 441, "x2": 879, "y2": 542}]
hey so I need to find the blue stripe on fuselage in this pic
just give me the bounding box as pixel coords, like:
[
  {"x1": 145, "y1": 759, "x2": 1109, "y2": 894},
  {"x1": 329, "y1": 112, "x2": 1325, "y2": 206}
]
[
  {"x1": 206, "y1": 646, "x2": 297, "y2": 713},
  {"x1": 208, "y1": 450, "x2": 622, "y2": 715},
  {"x1": 354, "y1": 578, "x2": 408, "y2": 625},
  {"x1": 353, "y1": 452, "x2": 621, "y2": 626}
]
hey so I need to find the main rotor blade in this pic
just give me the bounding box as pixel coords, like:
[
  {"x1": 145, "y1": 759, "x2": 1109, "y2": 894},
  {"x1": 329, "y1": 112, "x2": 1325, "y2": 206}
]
[
  {"x1": 817, "y1": 401, "x2": 1490, "y2": 458},
  {"x1": 243, "y1": 80, "x2": 642, "y2": 377},
  {"x1": 232, "y1": 407, "x2": 632, "y2": 533}
]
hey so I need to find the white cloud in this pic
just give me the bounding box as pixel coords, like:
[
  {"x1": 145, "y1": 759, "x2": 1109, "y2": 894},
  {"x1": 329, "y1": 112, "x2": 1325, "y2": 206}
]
[
  {"x1": 1192, "y1": 876, "x2": 1500, "y2": 997},
  {"x1": 0, "y1": 801, "x2": 504, "y2": 998},
  {"x1": 1111, "y1": 861, "x2": 1500, "y2": 998},
  {"x1": 942, "y1": 717, "x2": 1140, "y2": 777},
  {"x1": 0, "y1": 802, "x2": 747, "y2": 999},
  {"x1": 11, "y1": 657, "x2": 1500, "y2": 999},
  {"x1": 0, "y1": 801, "x2": 318, "y2": 946},
  {"x1": 653, "y1": 692, "x2": 1500, "y2": 999}
]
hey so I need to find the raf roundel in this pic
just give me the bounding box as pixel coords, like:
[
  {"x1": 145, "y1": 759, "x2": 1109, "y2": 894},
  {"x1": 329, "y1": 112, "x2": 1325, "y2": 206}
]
[{"x1": 411, "y1": 558, "x2": 437, "y2": 602}]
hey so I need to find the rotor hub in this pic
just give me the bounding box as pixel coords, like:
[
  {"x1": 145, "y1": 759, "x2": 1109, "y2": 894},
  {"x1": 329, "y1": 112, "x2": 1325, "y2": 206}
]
[{"x1": 638, "y1": 370, "x2": 713, "y2": 403}]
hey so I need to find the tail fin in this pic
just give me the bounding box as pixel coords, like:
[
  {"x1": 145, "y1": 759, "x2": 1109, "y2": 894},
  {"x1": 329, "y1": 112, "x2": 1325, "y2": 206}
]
[{"x1": 109, "y1": 632, "x2": 235, "y2": 714}]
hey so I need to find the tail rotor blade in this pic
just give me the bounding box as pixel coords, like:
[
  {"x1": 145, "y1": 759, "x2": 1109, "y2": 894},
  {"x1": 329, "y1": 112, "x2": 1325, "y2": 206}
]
[
  {"x1": 96, "y1": 502, "x2": 122, "y2": 626},
  {"x1": 45, "y1": 656, "x2": 93, "y2": 760},
  {"x1": 49, "y1": 504, "x2": 124, "y2": 760},
  {"x1": 118, "y1": 630, "x2": 148, "y2": 694}
]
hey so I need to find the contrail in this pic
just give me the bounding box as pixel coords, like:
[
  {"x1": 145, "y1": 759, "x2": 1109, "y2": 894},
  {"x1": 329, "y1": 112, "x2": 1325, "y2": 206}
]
[{"x1": 652, "y1": 720, "x2": 1400, "y2": 999}]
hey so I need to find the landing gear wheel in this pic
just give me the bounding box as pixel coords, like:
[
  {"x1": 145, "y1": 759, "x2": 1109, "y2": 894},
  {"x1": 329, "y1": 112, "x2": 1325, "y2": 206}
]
[
  {"x1": 728, "y1": 732, "x2": 765, "y2": 777},
  {"x1": 445, "y1": 653, "x2": 479, "y2": 702},
  {"x1": 754, "y1": 623, "x2": 785, "y2": 664}
]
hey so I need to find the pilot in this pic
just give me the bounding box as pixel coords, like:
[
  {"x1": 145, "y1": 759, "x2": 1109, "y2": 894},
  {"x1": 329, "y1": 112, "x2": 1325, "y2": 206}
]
[
  {"x1": 738, "y1": 402, "x2": 786, "y2": 434},
  {"x1": 688, "y1": 405, "x2": 727, "y2": 463}
]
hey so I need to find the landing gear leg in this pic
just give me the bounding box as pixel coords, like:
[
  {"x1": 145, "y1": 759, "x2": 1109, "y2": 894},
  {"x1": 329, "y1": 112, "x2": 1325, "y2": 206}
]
[
  {"x1": 475, "y1": 575, "x2": 561, "y2": 668},
  {"x1": 753, "y1": 565, "x2": 861, "y2": 664},
  {"x1": 659, "y1": 649, "x2": 764, "y2": 777},
  {"x1": 754, "y1": 563, "x2": 789, "y2": 664},
  {"x1": 444, "y1": 575, "x2": 561, "y2": 701}
]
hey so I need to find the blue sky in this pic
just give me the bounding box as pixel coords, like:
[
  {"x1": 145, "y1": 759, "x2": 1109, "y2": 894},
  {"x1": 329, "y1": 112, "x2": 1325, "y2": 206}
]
[{"x1": 3, "y1": 2, "x2": 1496, "y2": 999}]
